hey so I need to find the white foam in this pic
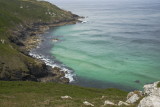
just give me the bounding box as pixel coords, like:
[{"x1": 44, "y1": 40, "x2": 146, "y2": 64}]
[
  {"x1": 79, "y1": 17, "x2": 88, "y2": 24},
  {"x1": 29, "y1": 52, "x2": 75, "y2": 82},
  {"x1": 81, "y1": 20, "x2": 88, "y2": 23}
]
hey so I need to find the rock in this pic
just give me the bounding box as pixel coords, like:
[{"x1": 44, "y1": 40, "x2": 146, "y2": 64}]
[
  {"x1": 127, "y1": 92, "x2": 134, "y2": 99},
  {"x1": 101, "y1": 95, "x2": 105, "y2": 99},
  {"x1": 38, "y1": 67, "x2": 69, "y2": 84},
  {"x1": 0, "y1": 39, "x2": 5, "y2": 44},
  {"x1": 83, "y1": 101, "x2": 94, "y2": 106},
  {"x1": 126, "y1": 94, "x2": 140, "y2": 104},
  {"x1": 138, "y1": 95, "x2": 160, "y2": 107},
  {"x1": 61, "y1": 95, "x2": 72, "y2": 99},
  {"x1": 104, "y1": 100, "x2": 116, "y2": 106},
  {"x1": 20, "y1": 6, "x2": 23, "y2": 8},
  {"x1": 143, "y1": 81, "x2": 160, "y2": 96},
  {"x1": 60, "y1": 77, "x2": 69, "y2": 84},
  {"x1": 127, "y1": 91, "x2": 143, "y2": 99},
  {"x1": 27, "y1": 60, "x2": 48, "y2": 78},
  {"x1": 138, "y1": 81, "x2": 160, "y2": 107},
  {"x1": 52, "y1": 38, "x2": 59, "y2": 42},
  {"x1": 39, "y1": 25, "x2": 49, "y2": 32},
  {"x1": 137, "y1": 91, "x2": 144, "y2": 97},
  {"x1": 135, "y1": 80, "x2": 141, "y2": 83},
  {"x1": 118, "y1": 101, "x2": 130, "y2": 106}
]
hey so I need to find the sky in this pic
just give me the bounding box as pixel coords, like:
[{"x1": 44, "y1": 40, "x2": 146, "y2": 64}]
[{"x1": 44, "y1": 0, "x2": 155, "y2": 5}]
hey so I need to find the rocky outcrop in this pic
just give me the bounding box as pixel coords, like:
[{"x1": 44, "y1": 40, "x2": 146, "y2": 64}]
[
  {"x1": 138, "y1": 81, "x2": 160, "y2": 107},
  {"x1": 38, "y1": 67, "x2": 69, "y2": 84}
]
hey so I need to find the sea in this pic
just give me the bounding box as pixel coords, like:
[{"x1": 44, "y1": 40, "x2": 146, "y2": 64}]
[{"x1": 30, "y1": 0, "x2": 160, "y2": 91}]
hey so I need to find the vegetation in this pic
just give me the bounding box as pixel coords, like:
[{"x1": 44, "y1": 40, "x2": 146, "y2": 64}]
[
  {"x1": 158, "y1": 82, "x2": 160, "y2": 88},
  {"x1": 0, "y1": 81, "x2": 132, "y2": 107},
  {"x1": 0, "y1": 0, "x2": 74, "y2": 28}
]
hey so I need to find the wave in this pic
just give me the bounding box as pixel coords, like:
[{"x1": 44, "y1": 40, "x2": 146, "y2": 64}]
[{"x1": 29, "y1": 51, "x2": 76, "y2": 82}]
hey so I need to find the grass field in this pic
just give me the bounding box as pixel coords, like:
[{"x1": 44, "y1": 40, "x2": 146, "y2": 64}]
[{"x1": 0, "y1": 81, "x2": 138, "y2": 107}]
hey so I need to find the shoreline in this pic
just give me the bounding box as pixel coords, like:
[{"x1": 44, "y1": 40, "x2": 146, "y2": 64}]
[{"x1": 20, "y1": 19, "x2": 82, "y2": 83}]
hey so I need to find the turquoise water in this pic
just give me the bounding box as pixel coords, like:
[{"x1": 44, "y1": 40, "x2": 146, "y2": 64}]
[{"x1": 42, "y1": 0, "x2": 160, "y2": 91}]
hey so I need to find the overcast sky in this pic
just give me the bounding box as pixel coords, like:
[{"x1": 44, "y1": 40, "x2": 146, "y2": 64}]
[{"x1": 44, "y1": 0, "x2": 155, "y2": 4}]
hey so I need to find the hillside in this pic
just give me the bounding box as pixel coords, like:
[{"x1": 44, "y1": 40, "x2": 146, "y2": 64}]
[
  {"x1": 0, "y1": 81, "x2": 129, "y2": 107},
  {"x1": 0, "y1": 0, "x2": 79, "y2": 81}
]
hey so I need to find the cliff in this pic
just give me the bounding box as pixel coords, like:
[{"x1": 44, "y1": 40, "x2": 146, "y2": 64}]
[{"x1": 0, "y1": 0, "x2": 79, "y2": 82}]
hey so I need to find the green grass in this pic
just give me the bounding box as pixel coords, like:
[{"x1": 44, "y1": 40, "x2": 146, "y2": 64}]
[
  {"x1": 0, "y1": 0, "x2": 74, "y2": 28},
  {"x1": 0, "y1": 81, "x2": 135, "y2": 107}
]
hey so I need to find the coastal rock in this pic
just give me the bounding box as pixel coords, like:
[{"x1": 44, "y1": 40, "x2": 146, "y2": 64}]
[
  {"x1": 38, "y1": 67, "x2": 69, "y2": 84},
  {"x1": 126, "y1": 93, "x2": 140, "y2": 104},
  {"x1": 52, "y1": 38, "x2": 59, "y2": 42},
  {"x1": 118, "y1": 101, "x2": 130, "y2": 106},
  {"x1": 135, "y1": 80, "x2": 141, "y2": 83},
  {"x1": 138, "y1": 95, "x2": 160, "y2": 107},
  {"x1": 39, "y1": 25, "x2": 49, "y2": 32},
  {"x1": 27, "y1": 59, "x2": 48, "y2": 78},
  {"x1": 104, "y1": 100, "x2": 116, "y2": 106},
  {"x1": 83, "y1": 101, "x2": 94, "y2": 106}
]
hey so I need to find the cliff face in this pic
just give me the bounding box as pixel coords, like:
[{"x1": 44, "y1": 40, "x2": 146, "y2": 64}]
[{"x1": 0, "y1": 0, "x2": 79, "y2": 82}]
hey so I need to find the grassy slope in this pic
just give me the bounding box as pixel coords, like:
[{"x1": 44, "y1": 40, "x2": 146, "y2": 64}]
[
  {"x1": 0, "y1": 81, "x2": 131, "y2": 107},
  {"x1": 0, "y1": 0, "x2": 76, "y2": 78}
]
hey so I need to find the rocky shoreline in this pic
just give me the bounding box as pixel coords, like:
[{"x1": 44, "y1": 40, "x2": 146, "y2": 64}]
[{"x1": 8, "y1": 18, "x2": 81, "y2": 84}]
